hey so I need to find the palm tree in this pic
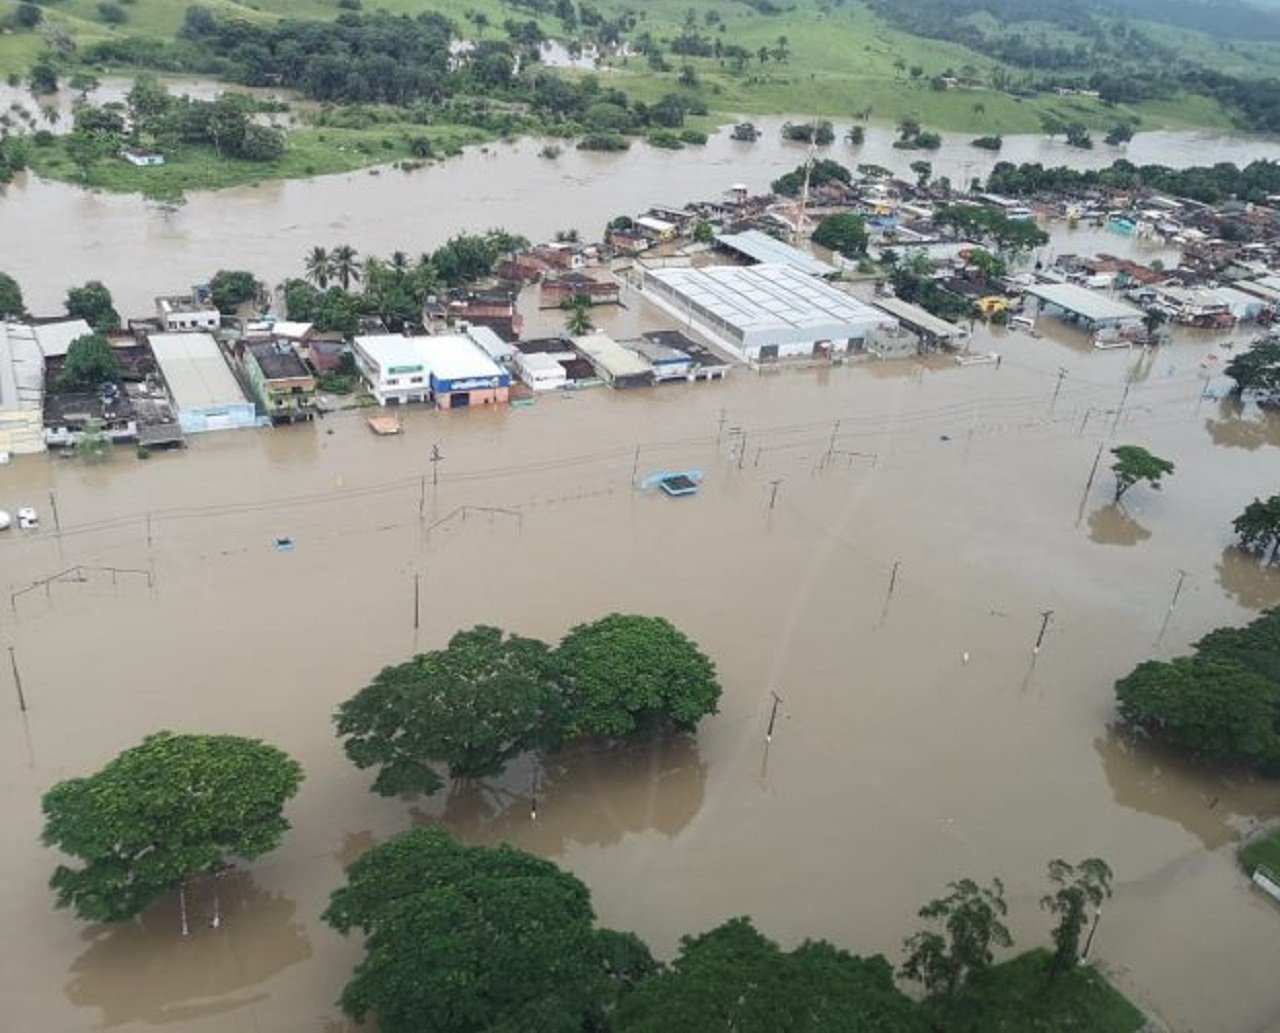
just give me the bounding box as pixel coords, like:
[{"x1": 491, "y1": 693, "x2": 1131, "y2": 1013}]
[
  {"x1": 389, "y1": 250, "x2": 410, "y2": 285},
  {"x1": 329, "y1": 244, "x2": 362, "y2": 291},
  {"x1": 304, "y1": 246, "x2": 330, "y2": 289},
  {"x1": 563, "y1": 294, "x2": 592, "y2": 335}
]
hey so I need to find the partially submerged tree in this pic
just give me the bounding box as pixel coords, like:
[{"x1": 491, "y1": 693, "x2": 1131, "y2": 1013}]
[
  {"x1": 60, "y1": 332, "x2": 121, "y2": 390},
  {"x1": 556, "y1": 614, "x2": 721, "y2": 738},
  {"x1": 324, "y1": 827, "x2": 645, "y2": 1033},
  {"x1": 209, "y1": 269, "x2": 261, "y2": 313},
  {"x1": 1225, "y1": 337, "x2": 1280, "y2": 397},
  {"x1": 563, "y1": 293, "x2": 593, "y2": 335},
  {"x1": 1234, "y1": 495, "x2": 1280, "y2": 564},
  {"x1": 616, "y1": 917, "x2": 927, "y2": 1031},
  {"x1": 1040, "y1": 858, "x2": 1113, "y2": 975},
  {"x1": 41, "y1": 731, "x2": 303, "y2": 930},
  {"x1": 334, "y1": 625, "x2": 558, "y2": 797},
  {"x1": 901, "y1": 878, "x2": 1012, "y2": 999},
  {"x1": 1110, "y1": 445, "x2": 1174, "y2": 503}
]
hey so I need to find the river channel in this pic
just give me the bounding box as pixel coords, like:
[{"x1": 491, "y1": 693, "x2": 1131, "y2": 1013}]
[{"x1": 2, "y1": 120, "x2": 1280, "y2": 1032}]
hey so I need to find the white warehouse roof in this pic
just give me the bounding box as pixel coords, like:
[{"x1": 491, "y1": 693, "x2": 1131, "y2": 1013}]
[
  {"x1": 572, "y1": 332, "x2": 653, "y2": 379},
  {"x1": 1024, "y1": 282, "x2": 1142, "y2": 323},
  {"x1": 148, "y1": 332, "x2": 247, "y2": 410},
  {"x1": 645, "y1": 264, "x2": 891, "y2": 349},
  {"x1": 419, "y1": 335, "x2": 504, "y2": 382}
]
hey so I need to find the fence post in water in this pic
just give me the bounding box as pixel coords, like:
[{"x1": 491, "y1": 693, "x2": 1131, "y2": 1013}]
[{"x1": 9, "y1": 647, "x2": 26, "y2": 713}]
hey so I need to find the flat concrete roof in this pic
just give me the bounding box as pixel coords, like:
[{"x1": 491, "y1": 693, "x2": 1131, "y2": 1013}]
[
  {"x1": 716, "y1": 230, "x2": 837, "y2": 276},
  {"x1": 354, "y1": 334, "x2": 427, "y2": 373},
  {"x1": 1024, "y1": 282, "x2": 1143, "y2": 323},
  {"x1": 870, "y1": 296, "x2": 966, "y2": 339},
  {"x1": 148, "y1": 332, "x2": 247, "y2": 410},
  {"x1": 572, "y1": 332, "x2": 653, "y2": 378},
  {"x1": 646, "y1": 264, "x2": 890, "y2": 345},
  {"x1": 420, "y1": 335, "x2": 504, "y2": 382}
]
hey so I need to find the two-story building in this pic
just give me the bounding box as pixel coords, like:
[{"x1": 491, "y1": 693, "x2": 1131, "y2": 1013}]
[
  {"x1": 352, "y1": 335, "x2": 431, "y2": 405},
  {"x1": 156, "y1": 293, "x2": 221, "y2": 333},
  {"x1": 245, "y1": 342, "x2": 317, "y2": 424}
]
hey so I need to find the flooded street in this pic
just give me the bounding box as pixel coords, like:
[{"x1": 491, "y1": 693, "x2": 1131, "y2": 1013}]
[
  {"x1": 3, "y1": 285, "x2": 1280, "y2": 1030},
  {"x1": 0, "y1": 113, "x2": 1278, "y2": 313}
]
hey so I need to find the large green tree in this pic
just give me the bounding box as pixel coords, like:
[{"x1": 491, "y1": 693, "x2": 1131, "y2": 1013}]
[
  {"x1": 0, "y1": 271, "x2": 25, "y2": 319},
  {"x1": 41, "y1": 731, "x2": 303, "y2": 927},
  {"x1": 65, "y1": 280, "x2": 120, "y2": 332},
  {"x1": 1233, "y1": 495, "x2": 1280, "y2": 564},
  {"x1": 616, "y1": 917, "x2": 927, "y2": 1031},
  {"x1": 60, "y1": 333, "x2": 121, "y2": 390},
  {"x1": 323, "y1": 827, "x2": 646, "y2": 1033},
  {"x1": 1110, "y1": 445, "x2": 1174, "y2": 503},
  {"x1": 1040, "y1": 858, "x2": 1112, "y2": 975},
  {"x1": 901, "y1": 878, "x2": 1013, "y2": 999},
  {"x1": 556, "y1": 614, "x2": 721, "y2": 738},
  {"x1": 335, "y1": 625, "x2": 559, "y2": 797},
  {"x1": 1115, "y1": 656, "x2": 1280, "y2": 766},
  {"x1": 209, "y1": 269, "x2": 260, "y2": 313},
  {"x1": 1225, "y1": 338, "x2": 1280, "y2": 397},
  {"x1": 812, "y1": 212, "x2": 869, "y2": 259}
]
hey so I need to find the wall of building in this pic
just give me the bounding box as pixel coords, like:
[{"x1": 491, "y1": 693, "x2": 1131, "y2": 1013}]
[
  {"x1": 435, "y1": 386, "x2": 509, "y2": 410},
  {"x1": 177, "y1": 402, "x2": 258, "y2": 433}
]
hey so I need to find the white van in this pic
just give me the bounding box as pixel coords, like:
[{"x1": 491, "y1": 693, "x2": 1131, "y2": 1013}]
[{"x1": 1010, "y1": 315, "x2": 1036, "y2": 331}]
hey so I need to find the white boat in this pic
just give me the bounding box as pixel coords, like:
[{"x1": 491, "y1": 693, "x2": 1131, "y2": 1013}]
[
  {"x1": 0, "y1": 510, "x2": 10, "y2": 531},
  {"x1": 17, "y1": 506, "x2": 38, "y2": 530}
]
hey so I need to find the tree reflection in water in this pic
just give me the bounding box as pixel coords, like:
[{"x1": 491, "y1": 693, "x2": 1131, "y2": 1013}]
[
  {"x1": 1216, "y1": 545, "x2": 1280, "y2": 611},
  {"x1": 63, "y1": 870, "x2": 311, "y2": 1027}
]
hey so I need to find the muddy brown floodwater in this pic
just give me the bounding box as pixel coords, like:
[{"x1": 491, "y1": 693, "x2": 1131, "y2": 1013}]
[
  {"x1": 1, "y1": 112, "x2": 1278, "y2": 313},
  {"x1": 3, "y1": 281, "x2": 1280, "y2": 1031}
]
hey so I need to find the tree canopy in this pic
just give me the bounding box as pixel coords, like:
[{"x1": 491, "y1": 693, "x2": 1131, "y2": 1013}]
[
  {"x1": 65, "y1": 280, "x2": 120, "y2": 332},
  {"x1": 1040, "y1": 858, "x2": 1112, "y2": 974},
  {"x1": 323, "y1": 827, "x2": 645, "y2": 1033},
  {"x1": 616, "y1": 917, "x2": 927, "y2": 1031},
  {"x1": 60, "y1": 333, "x2": 121, "y2": 391},
  {"x1": 1234, "y1": 495, "x2": 1280, "y2": 564},
  {"x1": 556, "y1": 614, "x2": 721, "y2": 738},
  {"x1": 335, "y1": 625, "x2": 559, "y2": 797},
  {"x1": 902, "y1": 878, "x2": 1012, "y2": 999},
  {"x1": 209, "y1": 269, "x2": 260, "y2": 313},
  {"x1": 1109, "y1": 445, "x2": 1174, "y2": 502},
  {"x1": 0, "y1": 271, "x2": 25, "y2": 319},
  {"x1": 812, "y1": 212, "x2": 868, "y2": 259},
  {"x1": 1225, "y1": 337, "x2": 1280, "y2": 398},
  {"x1": 1115, "y1": 607, "x2": 1280, "y2": 771},
  {"x1": 41, "y1": 731, "x2": 303, "y2": 923}
]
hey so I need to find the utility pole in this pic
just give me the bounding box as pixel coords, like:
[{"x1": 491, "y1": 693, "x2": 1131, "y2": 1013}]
[
  {"x1": 887, "y1": 560, "x2": 900, "y2": 601},
  {"x1": 824, "y1": 419, "x2": 841, "y2": 468},
  {"x1": 413, "y1": 572, "x2": 421, "y2": 631},
  {"x1": 766, "y1": 691, "x2": 783, "y2": 743},
  {"x1": 1051, "y1": 367, "x2": 1066, "y2": 410},
  {"x1": 1033, "y1": 609, "x2": 1054, "y2": 655},
  {"x1": 768, "y1": 479, "x2": 782, "y2": 511},
  {"x1": 1111, "y1": 379, "x2": 1132, "y2": 432},
  {"x1": 716, "y1": 408, "x2": 727, "y2": 447},
  {"x1": 1081, "y1": 907, "x2": 1103, "y2": 962},
  {"x1": 1168, "y1": 569, "x2": 1189, "y2": 613},
  {"x1": 737, "y1": 430, "x2": 748, "y2": 470},
  {"x1": 631, "y1": 444, "x2": 641, "y2": 484},
  {"x1": 47, "y1": 489, "x2": 61, "y2": 538},
  {"x1": 418, "y1": 474, "x2": 426, "y2": 518},
  {"x1": 1083, "y1": 442, "x2": 1105, "y2": 498},
  {"x1": 8, "y1": 646, "x2": 26, "y2": 713},
  {"x1": 430, "y1": 443, "x2": 443, "y2": 488},
  {"x1": 146, "y1": 512, "x2": 153, "y2": 550}
]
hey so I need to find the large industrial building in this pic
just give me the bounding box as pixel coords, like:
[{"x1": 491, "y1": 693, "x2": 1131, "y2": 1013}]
[
  {"x1": 148, "y1": 332, "x2": 257, "y2": 433},
  {"x1": 642, "y1": 263, "x2": 895, "y2": 363}
]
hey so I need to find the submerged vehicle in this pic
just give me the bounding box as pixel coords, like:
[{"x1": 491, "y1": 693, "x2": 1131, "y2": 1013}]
[{"x1": 17, "y1": 506, "x2": 38, "y2": 530}]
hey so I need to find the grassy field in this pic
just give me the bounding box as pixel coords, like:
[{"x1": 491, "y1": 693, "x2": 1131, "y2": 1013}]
[
  {"x1": 1240, "y1": 825, "x2": 1280, "y2": 877},
  {"x1": 25, "y1": 122, "x2": 491, "y2": 197},
  {"x1": 933, "y1": 949, "x2": 1146, "y2": 1033}
]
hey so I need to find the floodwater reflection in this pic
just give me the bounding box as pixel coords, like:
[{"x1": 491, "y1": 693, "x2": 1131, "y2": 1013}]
[
  {"x1": 1095, "y1": 729, "x2": 1280, "y2": 849},
  {"x1": 64, "y1": 871, "x2": 311, "y2": 1027},
  {"x1": 1203, "y1": 397, "x2": 1280, "y2": 450},
  {"x1": 411, "y1": 734, "x2": 706, "y2": 855},
  {"x1": 1216, "y1": 546, "x2": 1280, "y2": 611},
  {"x1": 1087, "y1": 503, "x2": 1152, "y2": 546}
]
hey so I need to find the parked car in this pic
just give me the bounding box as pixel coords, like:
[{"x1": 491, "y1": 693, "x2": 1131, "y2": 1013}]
[{"x1": 17, "y1": 506, "x2": 38, "y2": 530}]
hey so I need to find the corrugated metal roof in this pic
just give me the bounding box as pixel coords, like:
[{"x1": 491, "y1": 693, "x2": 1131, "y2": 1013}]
[
  {"x1": 1024, "y1": 282, "x2": 1143, "y2": 322},
  {"x1": 149, "y1": 333, "x2": 247, "y2": 410},
  {"x1": 715, "y1": 230, "x2": 837, "y2": 276}
]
